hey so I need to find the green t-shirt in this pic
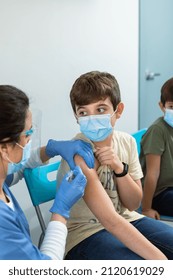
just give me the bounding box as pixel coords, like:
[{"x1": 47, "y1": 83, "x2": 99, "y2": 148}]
[{"x1": 140, "y1": 117, "x2": 173, "y2": 197}]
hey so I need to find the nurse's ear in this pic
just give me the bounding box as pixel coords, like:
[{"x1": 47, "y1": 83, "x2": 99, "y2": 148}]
[{"x1": 0, "y1": 143, "x2": 10, "y2": 160}]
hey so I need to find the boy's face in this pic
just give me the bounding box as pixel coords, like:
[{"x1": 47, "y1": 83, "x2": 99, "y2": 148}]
[
  {"x1": 75, "y1": 97, "x2": 114, "y2": 115},
  {"x1": 159, "y1": 101, "x2": 173, "y2": 113},
  {"x1": 165, "y1": 101, "x2": 173, "y2": 110},
  {"x1": 75, "y1": 97, "x2": 123, "y2": 127}
]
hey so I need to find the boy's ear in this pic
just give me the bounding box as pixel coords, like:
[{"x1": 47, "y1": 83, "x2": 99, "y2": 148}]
[
  {"x1": 73, "y1": 112, "x2": 79, "y2": 123},
  {"x1": 116, "y1": 102, "x2": 124, "y2": 119},
  {"x1": 159, "y1": 101, "x2": 165, "y2": 113},
  {"x1": 158, "y1": 101, "x2": 165, "y2": 112}
]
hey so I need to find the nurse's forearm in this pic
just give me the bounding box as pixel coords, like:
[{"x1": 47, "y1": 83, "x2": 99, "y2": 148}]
[
  {"x1": 40, "y1": 146, "x2": 50, "y2": 163},
  {"x1": 40, "y1": 219, "x2": 67, "y2": 260}
]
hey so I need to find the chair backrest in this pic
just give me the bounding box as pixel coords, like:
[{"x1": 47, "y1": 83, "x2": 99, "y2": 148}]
[
  {"x1": 24, "y1": 161, "x2": 60, "y2": 206},
  {"x1": 131, "y1": 128, "x2": 147, "y2": 155}
]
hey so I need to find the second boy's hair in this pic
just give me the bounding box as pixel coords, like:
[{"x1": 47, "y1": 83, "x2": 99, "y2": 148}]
[
  {"x1": 161, "y1": 77, "x2": 173, "y2": 105},
  {"x1": 70, "y1": 71, "x2": 121, "y2": 113}
]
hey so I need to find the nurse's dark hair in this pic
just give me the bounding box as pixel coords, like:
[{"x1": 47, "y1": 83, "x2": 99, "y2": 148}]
[
  {"x1": 70, "y1": 71, "x2": 121, "y2": 113},
  {"x1": 160, "y1": 77, "x2": 173, "y2": 105},
  {"x1": 0, "y1": 85, "x2": 29, "y2": 144}
]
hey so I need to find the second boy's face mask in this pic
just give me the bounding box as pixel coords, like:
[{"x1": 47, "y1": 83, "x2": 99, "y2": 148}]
[
  {"x1": 78, "y1": 110, "x2": 116, "y2": 142},
  {"x1": 164, "y1": 108, "x2": 173, "y2": 128}
]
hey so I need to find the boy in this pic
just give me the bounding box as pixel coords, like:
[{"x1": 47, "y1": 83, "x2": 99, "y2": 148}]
[
  {"x1": 57, "y1": 71, "x2": 173, "y2": 260},
  {"x1": 140, "y1": 77, "x2": 173, "y2": 219}
]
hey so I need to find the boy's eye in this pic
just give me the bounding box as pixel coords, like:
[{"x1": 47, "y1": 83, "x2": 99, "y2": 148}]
[
  {"x1": 165, "y1": 102, "x2": 173, "y2": 109},
  {"x1": 97, "y1": 107, "x2": 105, "y2": 113},
  {"x1": 167, "y1": 105, "x2": 173, "y2": 109},
  {"x1": 78, "y1": 111, "x2": 88, "y2": 116}
]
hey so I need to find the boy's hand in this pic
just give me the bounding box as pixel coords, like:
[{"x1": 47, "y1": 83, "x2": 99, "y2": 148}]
[
  {"x1": 142, "y1": 208, "x2": 160, "y2": 220},
  {"x1": 95, "y1": 146, "x2": 122, "y2": 171}
]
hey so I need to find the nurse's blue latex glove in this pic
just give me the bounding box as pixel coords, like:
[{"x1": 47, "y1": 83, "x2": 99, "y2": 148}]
[
  {"x1": 45, "y1": 139, "x2": 94, "y2": 170},
  {"x1": 50, "y1": 166, "x2": 87, "y2": 219}
]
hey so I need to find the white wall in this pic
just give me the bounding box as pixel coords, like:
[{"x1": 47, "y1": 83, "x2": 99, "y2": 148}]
[{"x1": 0, "y1": 0, "x2": 139, "y2": 244}]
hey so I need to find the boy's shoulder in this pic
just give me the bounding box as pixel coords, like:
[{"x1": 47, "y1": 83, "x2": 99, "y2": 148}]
[
  {"x1": 113, "y1": 131, "x2": 136, "y2": 149},
  {"x1": 113, "y1": 130, "x2": 134, "y2": 141},
  {"x1": 149, "y1": 116, "x2": 173, "y2": 130},
  {"x1": 151, "y1": 116, "x2": 165, "y2": 127},
  {"x1": 142, "y1": 117, "x2": 173, "y2": 145},
  {"x1": 147, "y1": 117, "x2": 171, "y2": 134},
  {"x1": 72, "y1": 133, "x2": 92, "y2": 143}
]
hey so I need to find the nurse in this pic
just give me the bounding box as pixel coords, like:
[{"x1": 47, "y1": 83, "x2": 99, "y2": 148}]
[{"x1": 0, "y1": 85, "x2": 94, "y2": 260}]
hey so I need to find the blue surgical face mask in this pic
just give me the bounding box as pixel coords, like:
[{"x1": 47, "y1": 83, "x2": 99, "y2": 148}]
[
  {"x1": 7, "y1": 140, "x2": 32, "y2": 175},
  {"x1": 164, "y1": 108, "x2": 173, "y2": 128},
  {"x1": 78, "y1": 110, "x2": 116, "y2": 142}
]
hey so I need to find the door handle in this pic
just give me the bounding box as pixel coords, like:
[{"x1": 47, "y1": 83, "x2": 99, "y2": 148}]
[{"x1": 145, "y1": 70, "x2": 161, "y2": 80}]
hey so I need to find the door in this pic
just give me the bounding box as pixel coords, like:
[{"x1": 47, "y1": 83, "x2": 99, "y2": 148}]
[{"x1": 139, "y1": 0, "x2": 173, "y2": 129}]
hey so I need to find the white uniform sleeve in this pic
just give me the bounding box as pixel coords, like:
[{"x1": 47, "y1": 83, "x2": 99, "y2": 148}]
[
  {"x1": 11, "y1": 147, "x2": 44, "y2": 185},
  {"x1": 40, "y1": 221, "x2": 67, "y2": 260}
]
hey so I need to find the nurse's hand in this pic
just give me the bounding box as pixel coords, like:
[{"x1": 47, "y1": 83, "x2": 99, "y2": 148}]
[
  {"x1": 50, "y1": 166, "x2": 87, "y2": 219},
  {"x1": 45, "y1": 139, "x2": 94, "y2": 169}
]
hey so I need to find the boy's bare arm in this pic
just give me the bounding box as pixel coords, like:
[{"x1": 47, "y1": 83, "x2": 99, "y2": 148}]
[
  {"x1": 142, "y1": 154, "x2": 161, "y2": 219},
  {"x1": 74, "y1": 155, "x2": 167, "y2": 260}
]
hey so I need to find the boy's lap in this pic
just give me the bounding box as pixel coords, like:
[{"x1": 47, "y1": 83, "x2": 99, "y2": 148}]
[{"x1": 65, "y1": 229, "x2": 143, "y2": 260}]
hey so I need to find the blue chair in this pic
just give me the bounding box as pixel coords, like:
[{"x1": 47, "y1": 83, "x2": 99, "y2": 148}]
[
  {"x1": 132, "y1": 128, "x2": 173, "y2": 223},
  {"x1": 24, "y1": 161, "x2": 60, "y2": 247},
  {"x1": 131, "y1": 128, "x2": 147, "y2": 155}
]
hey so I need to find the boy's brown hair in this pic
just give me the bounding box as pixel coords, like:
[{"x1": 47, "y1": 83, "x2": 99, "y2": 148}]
[
  {"x1": 70, "y1": 71, "x2": 121, "y2": 113},
  {"x1": 161, "y1": 77, "x2": 173, "y2": 105}
]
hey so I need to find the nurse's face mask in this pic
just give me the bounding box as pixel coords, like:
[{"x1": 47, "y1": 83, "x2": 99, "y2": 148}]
[
  {"x1": 6, "y1": 139, "x2": 32, "y2": 175},
  {"x1": 77, "y1": 109, "x2": 117, "y2": 142}
]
